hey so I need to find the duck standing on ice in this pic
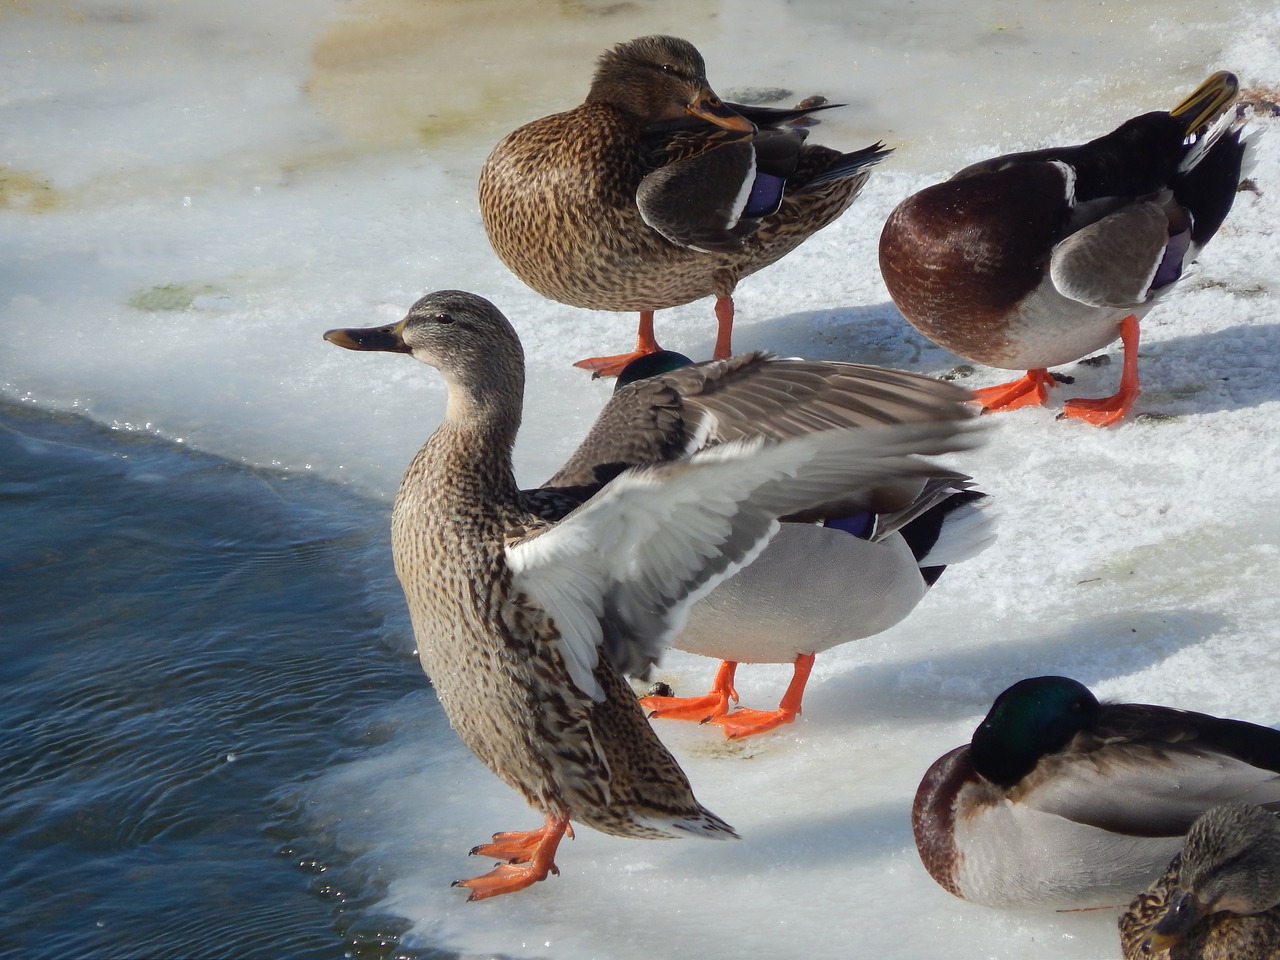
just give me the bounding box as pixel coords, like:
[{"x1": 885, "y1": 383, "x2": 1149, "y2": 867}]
[{"x1": 325, "y1": 290, "x2": 978, "y2": 899}]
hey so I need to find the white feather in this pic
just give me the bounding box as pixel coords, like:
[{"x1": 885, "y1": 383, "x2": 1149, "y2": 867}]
[{"x1": 508, "y1": 422, "x2": 974, "y2": 700}]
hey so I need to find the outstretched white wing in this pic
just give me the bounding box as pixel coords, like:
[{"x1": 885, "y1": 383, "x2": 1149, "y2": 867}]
[{"x1": 508, "y1": 421, "x2": 975, "y2": 700}]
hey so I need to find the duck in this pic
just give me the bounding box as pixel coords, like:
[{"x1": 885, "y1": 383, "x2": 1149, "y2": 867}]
[
  {"x1": 912, "y1": 676, "x2": 1280, "y2": 908},
  {"x1": 1120, "y1": 803, "x2": 1280, "y2": 960},
  {"x1": 479, "y1": 34, "x2": 891, "y2": 376},
  {"x1": 323, "y1": 289, "x2": 979, "y2": 900},
  {"x1": 879, "y1": 71, "x2": 1255, "y2": 426},
  {"x1": 561, "y1": 350, "x2": 996, "y2": 739}
]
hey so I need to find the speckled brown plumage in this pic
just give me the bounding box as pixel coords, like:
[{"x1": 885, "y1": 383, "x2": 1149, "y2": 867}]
[
  {"x1": 324, "y1": 289, "x2": 979, "y2": 899},
  {"x1": 383, "y1": 348, "x2": 726, "y2": 844},
  {"x1": 478, "y1": 35, "x2": 888, "y2": 368},
  {"x1": 1119, "y1": 805, "x2": 1280, "y2": 960}
]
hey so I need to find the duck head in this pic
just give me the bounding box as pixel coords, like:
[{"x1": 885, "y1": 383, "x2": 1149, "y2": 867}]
[
  {"x1": 324, "y1": 290, "x2": 526, "y2": 423},
  {"x1": 613, "y1": 349, "x2": 694, "y2": 392},
  {"x1": 968, "y1": 676, "x2": 1101, "y2": 788},
  {"x1": 587, "y1": 35, "x2": 754, "y2": 132},
  {"x1": 1144, "y1": 803, "x2": 1280, "y2": 953}
]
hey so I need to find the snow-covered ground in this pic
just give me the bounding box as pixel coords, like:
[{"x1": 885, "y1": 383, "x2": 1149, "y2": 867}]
[{"x1": 4, "y1": 1, "x2": 1278, "y2": 957}]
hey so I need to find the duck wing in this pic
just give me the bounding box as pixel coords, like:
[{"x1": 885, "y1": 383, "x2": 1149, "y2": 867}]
[
  {"x1": 1050, "y1": 200, "x2": 1171, "y2": 307},
  {"x1": 510, "y1": 421, "x2": 977, "y2": 701},
  {"x1": 1021, "y1": 705, "x2": 1280, "y2": 836},
  {"x1": 545, "y1": 352, "x2": 974, "y2": 493},
  {"x1": 637, "y1": 127, "x2": 807, "y2": 253}
]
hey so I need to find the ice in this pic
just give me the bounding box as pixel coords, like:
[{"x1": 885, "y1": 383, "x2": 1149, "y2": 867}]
[{"x1": 3, "y1": 0, "x2": 1279, "y2": 957}]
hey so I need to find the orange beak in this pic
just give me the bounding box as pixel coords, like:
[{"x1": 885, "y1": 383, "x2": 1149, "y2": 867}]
[{"x1": 686, "y1": 87, "x2": 755, "y2": 132}]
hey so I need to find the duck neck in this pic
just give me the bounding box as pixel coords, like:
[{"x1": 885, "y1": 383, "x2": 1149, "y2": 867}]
[
  {"x1": 444, "y1": 381, "x2": 522, "y2": 449},
  {"x1": 429, "y1": 366, "x2": 524, "y2": 502}
]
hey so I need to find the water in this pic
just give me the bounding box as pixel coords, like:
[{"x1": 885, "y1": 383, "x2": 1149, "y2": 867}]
[
  {"x1": 3, "y1": 0, "x2": 1280, "y2": 957},
  {"x1": 0, "y1": 400, "x2": 424, "y2": 959}
]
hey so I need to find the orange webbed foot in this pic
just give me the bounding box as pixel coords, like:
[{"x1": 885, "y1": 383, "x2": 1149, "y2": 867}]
[
  {"x1": 708, "y1": 653, "x2": 814, "y2": 740},
  {"x1": 972, "y1": 369, "x2": 1057, "y2": 413},
  {"x1": 573, "y1": 310, "x2": 662, "y2": 378},
  {"x1": 1058, "y1": 390, "x2": 1139, "y2": 427},
  {"x1": 455, "y1": 816, "x2": 570, "y2": 902},
  {"x1": 453, "y1": 861, "x2": 557, "y2": 901},
  {"x1": 639, "y1": 661, "x2": 738, "y2": 723},
  {"x1": 469, "y1": 822, "x2": 575, "y2": 864},
  {"x1": 710, "y1": 705, "x2": 798, "y2": 739},
  {"x1": 1057, "y1": 315, "x2": 1141, "y2": 427},
  {"x1": 574, "y1": 348, "x2": 661, "y2": 378},
  {"x1": 639, "y1": 689, "x2": 736, "y2": 722}
]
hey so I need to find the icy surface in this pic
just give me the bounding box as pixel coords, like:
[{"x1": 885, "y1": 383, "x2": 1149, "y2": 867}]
[{"x1": 3, "y1": 1, "x2": 1279, "y2": 957}]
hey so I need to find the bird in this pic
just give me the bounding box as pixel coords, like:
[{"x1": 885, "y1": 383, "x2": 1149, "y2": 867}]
[
  {"x1": 879, "y1": 70, "x2": 1255, "y2": 426},
  {"x1": 912, "y1": 676, "x2": 1280, "y2": 908},
  {"x1": 479, "y1": 34, "x2": 891, "y2": 376},
  {"x1": 1119, "y1": 803, "x2": 1280, "y2": 960},
  {"x1": 323, "y1": 289, "x2": 979, "y2": 900},
  {"x1": 567, "y1": 350, "x2": 996, "y2": 739}
]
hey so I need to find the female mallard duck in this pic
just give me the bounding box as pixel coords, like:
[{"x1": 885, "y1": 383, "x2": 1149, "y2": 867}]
[
  {"x1": 323, "y1": 290, "x2": 978, "y2": 900},
  {"x1": 912, "y1": 676, "x2": 1280, "y2": 908},
  {"x1": 879, "y1": 71, "x2": 1254, "y2": 426},
  {"x1": 556, "y1": 351, "x2": 996, "y2": 739},
  {"x1": 479, "y1": 34, "x2": 890, "y2": 376},
  {"x1": 1120, "y1": 803, "x2": 1280, "y2": 960}
]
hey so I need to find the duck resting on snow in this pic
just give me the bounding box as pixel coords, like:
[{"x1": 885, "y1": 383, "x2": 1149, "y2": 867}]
[{"x1": 913, "y1": 676, "x2": 1280, "y2": 909}]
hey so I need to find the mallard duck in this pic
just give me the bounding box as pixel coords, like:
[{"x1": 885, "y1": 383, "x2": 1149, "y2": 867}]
[
  {"x1": 323, "y1": 290, "x2": 978, "y2": 900},
  {"x1": 480, "y1": 34, "x2": 891, "y2": 376},
  {"x1": 562, "y1": 351, "x2": 996, "y2": 739},
  {"x1": 912, "y1": 676, "x2": 1280, "y2": 908},
  {"x1": 880, "y1": 71, "x2": 1254, "y2": 426},
  {"x1": 1120, "y1": 803, "x2": 1280, "y2": 960}
]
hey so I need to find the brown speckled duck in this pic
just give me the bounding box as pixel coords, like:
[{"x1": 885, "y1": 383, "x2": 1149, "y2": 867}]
[
  {"x1": 480, "y1": 35, "x2": 890, "y2": 376},
  {"x1": 323, "y1": 290, "x2": 977, "y2": 900},
  {"x1": 880, "y1": 71, "x2": 1254, "y2": 426},
  {"x1": 1120, "y1": 804, "x2": 1280, "y2": 960}
]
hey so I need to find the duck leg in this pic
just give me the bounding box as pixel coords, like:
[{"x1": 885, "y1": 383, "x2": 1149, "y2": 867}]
[
  {"x1": 710, "y1": 652, "x2": 815, "y2": 739},
  {"x1": 639, "y1": 660, "x2": 738, "y2": 722},
  {"x1": 573, "y1": 310, "x2": 663, "y2": 377},
  {"x1": 712, "y1": 295, "x2": 735, "y2": 360},
  {"x1": 1058, "y1": 314, "x2": 1141, "y2": 427},
  {"x1": 453, "y1": 814, "x2": 571, "y2": 901},
  {"x1": 972, "y1": 368, "x2": 1058, "y2": 413}
]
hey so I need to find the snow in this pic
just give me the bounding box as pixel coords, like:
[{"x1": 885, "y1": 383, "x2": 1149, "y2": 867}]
[{"x1": 3, "y1": 1, "x2": 1279, "y2": 957}]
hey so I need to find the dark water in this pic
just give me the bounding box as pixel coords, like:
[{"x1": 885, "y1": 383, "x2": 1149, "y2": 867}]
[{"x1": 0, "y1": 400, "x2": 448, "y2": 960}]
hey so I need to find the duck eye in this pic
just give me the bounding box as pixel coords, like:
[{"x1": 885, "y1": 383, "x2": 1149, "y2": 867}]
[
  {"x1": 660, "y1": 63, "x2": 675, "y2": 74},
  {"x1": 433, "y1": 313, "x2": 454, "y2": 325}
]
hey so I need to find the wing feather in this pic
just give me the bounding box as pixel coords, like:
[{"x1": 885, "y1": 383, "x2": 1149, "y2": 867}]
[{"x1": 511, "y1": 421, "x2": 977, "y2": 700}]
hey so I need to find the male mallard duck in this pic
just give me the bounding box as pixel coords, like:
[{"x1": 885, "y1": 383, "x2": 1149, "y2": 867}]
[
  {"x1": 561, "y1": 351, "x2": 996, "y2": 739},
  {"x1": 912, "y1": 676, "x2": 1280, "y2": 908},
  {"x1": 324, "y1": 290, "x2": 977, "y2": 900},
  {"x1": 880, "y1": 71, "x2": 1255, "y2": 426},
  {"x1": 1120, "y1": 803, "x2": 1280, "y2": 960},
  {"x1": 480, "y1": 34, "x2": 890, "y2": 376}
]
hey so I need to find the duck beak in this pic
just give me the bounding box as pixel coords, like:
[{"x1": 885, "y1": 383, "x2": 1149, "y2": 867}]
[
  {"x1": 686, "y1": 87, "x2": 755, "y2": 132},
  {"x1": 323, "y1": 321, "x2": 410, "y2": 353},
  {"x1": 1169, "y1": 70, "x2": 1239, "y2": 137},
  {"x1": 1141, "y1": 890, "x2": 1208, "y2": 954}
]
